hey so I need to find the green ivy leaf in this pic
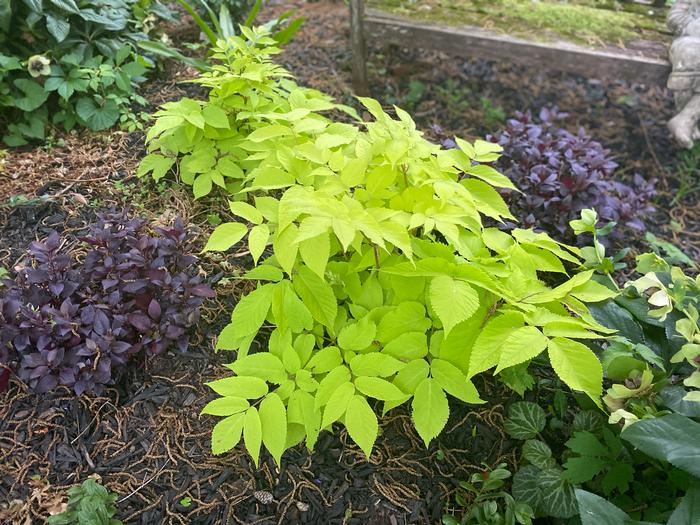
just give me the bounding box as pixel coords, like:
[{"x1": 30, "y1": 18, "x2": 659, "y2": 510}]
[{"x1": 504, "y1": 401, "x2": 545, "y2": 440}]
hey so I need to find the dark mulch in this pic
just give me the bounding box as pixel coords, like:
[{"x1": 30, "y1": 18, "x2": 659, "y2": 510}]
[{"x1": 0, "y1": 283, "x2": 516, "y2": 524}]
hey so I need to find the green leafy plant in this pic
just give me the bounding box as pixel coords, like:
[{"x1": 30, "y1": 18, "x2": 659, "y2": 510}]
[
  {"x1": 443, "y1": 463, "x2": 534, "y2": 525},
  {"x1": 0, "y1": 0, "x2": 168, "y2": 144},
  {"x1": 139, "y1": 29, "x2": 614, "y2": 466},
  {"x1": 47, "y1": 479, "x2": 121, "y2": 525},
  {"x1": 577, "y1": 413, "x2": 700, "y2": 524}
]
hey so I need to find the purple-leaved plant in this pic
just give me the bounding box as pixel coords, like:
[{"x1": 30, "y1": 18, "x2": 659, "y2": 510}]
[
  {"x1": 432, "y1": 108, "x2": 656, "y2": 241},
  {"x1": 0, "y1": 212, "x2": 214, "y2": 395}
]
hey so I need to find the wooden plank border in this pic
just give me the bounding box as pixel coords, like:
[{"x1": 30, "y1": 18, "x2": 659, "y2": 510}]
[{"x1": 363, "y1": 9, "x2": 671, "y2": 86}]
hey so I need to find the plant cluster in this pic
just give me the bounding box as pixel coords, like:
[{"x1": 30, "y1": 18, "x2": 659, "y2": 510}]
[
  {"x1": 442, "y1": 463, "x2": 534, "y2": 525},
  {"x1": 47, "y1": 478, "x2": 122, "y2": 525},
  {"x1": 0, "y1": 0, "x2": 175, "y2": 145},
  {"x1": 0, "y1": 211, "x2": 213, "y2": 394},
  {"x1": 491, "y1": 108, "x2": 657, "y2": 239},
  {"x1": 139, "y1": 29, "x2": 616, "y2": 465}
]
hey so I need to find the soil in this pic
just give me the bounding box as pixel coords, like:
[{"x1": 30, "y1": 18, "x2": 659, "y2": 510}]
[{"x1": 1, "y1": 0, "x2": 699, "y2": 524}]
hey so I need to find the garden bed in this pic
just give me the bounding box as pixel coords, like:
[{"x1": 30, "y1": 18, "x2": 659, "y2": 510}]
[{"x1": 2, "y1": 1, "x2": 700, "y2": 524}]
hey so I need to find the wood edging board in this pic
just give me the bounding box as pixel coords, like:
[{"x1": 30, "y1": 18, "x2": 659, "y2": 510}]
[{"x1": 364, "y1": 8, "x2": 671, "y2": 86}]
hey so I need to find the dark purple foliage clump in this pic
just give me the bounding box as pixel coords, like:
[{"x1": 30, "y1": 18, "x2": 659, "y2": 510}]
[
  {"x1": 491, "y1": 108, "x2": 656, "y2": 238},
  {"x1": 431, "y1": 109, "x2": 656, "y2": 241},
  {"x1": 0, "y1": 212, "x2": 214, "y2": 395}
]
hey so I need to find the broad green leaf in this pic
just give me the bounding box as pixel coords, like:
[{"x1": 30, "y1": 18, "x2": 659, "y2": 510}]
[
  {"x1": 428, "y1": 276, "x2": 479, "y2": 337},
  {"x1": 259, "y1": 393, "x2": 287, "y2": 464},
  {"x1": 355, "y1": 376, "x2": 407, "y2": 401},
  {"x1": 548, "y1": 338, "x2": 603, "y2": 405},
  {"x1": 377, "y1": 302, "x2": 431, "y2": 343},
  {"x1": 306, "y1": 346, "x2": 342, "y2": 374},
  {"x1": 575, "y1": 490, "x2": 649, "y2": 525},
  {"x1": 668, "y1": 483, "x2": 700, "y2": 525},
  {"x1": 431, "y1": 359, "x2": 483, "y2": 404},
  {"x1": 273, "y1": 224, "x2": 299, "y2": 275},
  {"x1": 229, "y1": 353, "x2": 286, "y2": 384},
  {"x1": 322, "y1": 381, "x2": 355, "y2": 427},
  {"x1": 570, "y1": 279, "x2": 618, "y2": 303},
  {"x1": 206, "y1": 376, "x2": 268, "y2": 398},
  {"x1": 293, "y1": 266, "x2": 337, "y2": 329},
  {"x1": 382, "y1": 332, "x2": 428, "y2": 360},
  {"x1": 468, "y1": 312, "x2": 523, "y2": 377},
  {"x1": 248, "y1": 224, "x2": 269, "y2": 264},
  {"x1": 412, "y1": 378, "x2": 449, "y2": 446},
  {"x1": 228, "y1": 283, "x2": 275, "y2": 338},
  {"x1": 203, "y1": 222, "x2": 248, "y2": 252},
  {"x1": 538, "y1": 468, "x2": 578, "y2": 518},
  {"x1": 621, "y1": 414, "x2": 700, "y2": 478},
  {"x1": 338, "y1": 316, "x2": 376, "y2": 351},
  {"x1": 522, "y1": 439, "x2": 556, "y2": 469},
  {"x1": 345, "y1": 395, "x2": 378, "y2": 458},
  {"x1": 243, "y1": 407, "x2": 262, "y2": 466},
  {"x1": 211, "y1": 412, "x2": 245, "y2": 454},
  {"x1": 495, "y1": 326, "x2": 548, "y2": 373},
  {"x1": 511, "y1": 465, "x2": 543, "y2": 514},
  {"x1": 393, "y1": 358, "x2": 430, "y2": 395},
  {"x1": 202, "y1": 104, "x2": 230, "y2": 128},
  {"x1": 504, "y1": 401, "x2": 545, "y2": 440},
  {"x1": 229, "y1": 201, "x2": 263, "y2": 224},
  {"x1": 201, "y1": 397, "x2": 250, "y2": 416},
  {"x1": 137, "y1": 154, "x2": 175, "y2": 181},
  {"x1": 299, "y1": 232, "x2": 330, "y2": 279},
  {"x1": 350, "y1": 353, "x2": 404, "y2": 377},
  {"x1": 315, "y1": 365, "x2": 351, "y2": 410},
  {"x1": 193, "y1": 173, "x2": 213, "y2": 199}
]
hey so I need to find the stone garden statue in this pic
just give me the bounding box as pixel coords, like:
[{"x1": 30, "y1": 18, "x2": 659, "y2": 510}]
[{"x1": 667, "y1": 0, "x2": 700, "y2": 148}]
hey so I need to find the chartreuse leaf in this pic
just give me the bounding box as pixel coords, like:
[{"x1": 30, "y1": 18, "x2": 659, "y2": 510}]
[
  {"x1": 355, "y1": 376, "x2": 407, "y2": 401},
  {"x1": 315, "y1": 365, "x2": 351, "y2": 410},
  {"x1": 248, "y1": 224, "x2": 270, "y2": 264},
  {"x1": 495, "y1": 326, "x2": 548, "y2": 373},
  {"x1": 229, "y1": 201, "x2": 263, "y2": 224},
  {"x1": 228, "y1": 353, "x2": 287, "y2": 384},
  {"x1": 412, "y1": 378, "x2": 449, "y2": 446},
  {"x1": 293, "y1": 266, "x2": 337, "y2": 329},
  {"x1": 299, "y1": 232, "x2": 330, "y2": 279},
  {"x1": 338, "y1": 316, "x2": 376, "y2": 351},
  {"x1": 206, "y1": 376, "x2": 268, "y2": 398},
  {"x1": 431, "y1": 359, "x2": 483, "y2": 404},
  {"x1": 211, "y1": 412, "x2": 245, "y2": 454},
  {"x1": 203, "y1": 222, "x2": 248, "y2": 252},
  {"x1": 243, "y1": 407, "x2": 262, "y2": 466},
  {"x1": 345, "y1": 395, "x2": 378, "y2": 458},
  {"x1": 322, "y1": 382, "x2": 355, "y2": 427},
  {"x1": 201, "y1": 397, "x2": 250, "y2": 416},
  {"x1": 468, "y1": 312, "x2": 524, "y2": 377},
  {"x1": 547, "y1": 338, "x2": 603, "y2": 405},
  {"x1": 227, "y1": 283, "x2": 275, "y2": 340},
  {"x1": 428, "y1": 276, "x2": 479, "y2": 336},
  {"x1": 259, "y1": 393, "x2": 287, "y2": 464}
]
